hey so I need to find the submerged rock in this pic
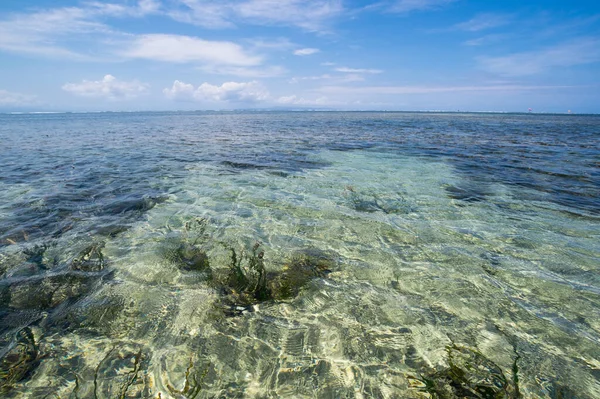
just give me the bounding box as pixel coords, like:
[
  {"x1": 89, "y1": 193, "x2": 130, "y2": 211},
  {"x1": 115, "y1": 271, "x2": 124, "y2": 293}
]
[
  {"x1": 22, "y1": 244, "x2": 53, "y2": 271},
  {"x1": 71, "y1": 242, "x2": 106, "y2": 272},
  {"x1": 444, "y1": 184, "x2": 489, "y2": 203},
  {"x1": 105, "y1": 195, "x2": 168, "y2": 216},
  {"x1": 158, "y1": 219, "x2": 335, "y2": 314},
  {"x1": 269, "y1": 250, "x2": 334, "y2": 300},
  {"x1": 217, "y1": 243, "x2": 270, "y2": 307},
  {"x1": 161, "y1": 217, "x2": 212, "y2": 274},
  {"x1": 170, "y1": 243, "x2": 211, "y2": 272},
  {"x1": 7, "y1": 272, "x2": 100, "y2": 311},
  {"x1": 343, "y1": 186, "x2": 414, "y2": 214},
  {"x1": 412, "y1": 344, "x2": 518, "y2": 399},
  {"x1": 214, "y1": 244, "x2": 334, "y2": 312},
  {"x1": 93, "y1": 343, "x2": 151, "y2": 399},
  {"x1": 0, "y1": 327, "x2": 40, "y2": 393}
]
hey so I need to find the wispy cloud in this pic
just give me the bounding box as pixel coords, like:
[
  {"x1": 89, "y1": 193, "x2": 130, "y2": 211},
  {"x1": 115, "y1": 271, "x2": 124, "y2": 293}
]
[
  {"x1": 335, "y1": 67, "x2": 383, "y2": 74},
  {"x1": 86, "y1": 0, "x2": 161, "y2": 17},
  {"x1": 385, "y1": 0, "x2": 457, "y2": 13},
  {"x1": 0, "y1": 89, "x2": 38, "y2": 107},
  {"x1": 164, "y1": 80, "x2": 269, "y2": 102},
  {"x1": 122, "y1": 34, "x2": 262, "y2": 66},
  {"x1": 0, "y1": 7, "x2": 112, "y2": 59},
  {"x1": 316, "y1": 84, "x2": 578, "y2": 95},
  {"x1": 245, "y1": 37, "x2": 295, "y2": 51},
  {"x1": 289, "y1": 73, "x2": 365, "y2": 84},
  {"x1": 168, "y1": 0, "x2": 344, "y2": 31},
  {"x1": 294, "y1": 48, "x2": 320, "y2": 56},
  {"x1": 62, "y1": 75, "x2": 149, "y2": 99},
  {"x1": 478, "y1": 39, "x2": 600, "y2": 76},
  {"x1": 463, "y1": 34, "x2": 506, "y2": 46},
  {"x1": 199, "y1": 65, "x2": 286, "y2": 78},
  {"x1": 454, "y1": 13, "x2": 512, "y2": 32}
]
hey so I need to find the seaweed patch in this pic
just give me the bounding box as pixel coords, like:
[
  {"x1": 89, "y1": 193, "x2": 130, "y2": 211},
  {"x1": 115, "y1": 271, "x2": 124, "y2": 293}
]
[{"x1": 408, "y1": 344, "x2": 521, "y2": 399}]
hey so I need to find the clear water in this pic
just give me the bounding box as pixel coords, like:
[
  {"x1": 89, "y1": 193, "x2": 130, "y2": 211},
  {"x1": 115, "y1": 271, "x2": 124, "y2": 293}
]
[{"x1": 0, "y1": 112, "x2": 599, "y2": 398}]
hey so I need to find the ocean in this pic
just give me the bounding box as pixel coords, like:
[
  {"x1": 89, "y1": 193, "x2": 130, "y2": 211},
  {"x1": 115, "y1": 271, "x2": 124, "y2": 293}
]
[{"x1": 0, "y1": 111, "x2": 599, "y2": 398}]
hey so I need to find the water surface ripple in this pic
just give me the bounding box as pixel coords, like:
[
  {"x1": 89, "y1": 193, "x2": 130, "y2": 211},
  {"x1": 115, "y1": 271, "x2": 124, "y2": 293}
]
[{"x1": 0, "y1": 112, "x2": 599, "y2": 398}]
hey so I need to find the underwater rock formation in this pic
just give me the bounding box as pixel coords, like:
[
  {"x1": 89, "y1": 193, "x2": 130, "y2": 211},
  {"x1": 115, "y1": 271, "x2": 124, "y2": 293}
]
[
  {"x1": 159, "y1": 219, "x2": 335, "y2": 313},
  {"x1": 160, "y1": 218, "x2": 212, "y2": 275},
  {"x1": 0, "y1": 327, "x2": 40, "y2": 393},
  {"x1": 93, "y1": 343, "x2": 151, "y2": 399},
  {"x1": 269, "y1": 249, "x2": 334, "y2": 300},
  {"x1": 343, "y1": 186, "x2": 414, "y2": 214},
  {"x1": 411, "y1": 344, "x2": 519, "y2": 399},
  {"x1": 213, "y1": 243, "x2": 335, "y2": 313},
  {"x1": 71, "y1": 242, "x2": 106, "y2": 272},
  {"x1": 3, "y1": 243, "x2": 110, "y2": 312},
  {"x1": 444, "y1": 184, "x2": 490, "y2": 203},
  {"x1": 167, "y1": 243, "x2": 210, "y2": 273}
]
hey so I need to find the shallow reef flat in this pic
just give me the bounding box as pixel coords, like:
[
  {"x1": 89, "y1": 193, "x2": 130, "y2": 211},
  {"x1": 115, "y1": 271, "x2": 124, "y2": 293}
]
[{"x1": 0, "y1": 112, "x2": 599, "y2": 398}]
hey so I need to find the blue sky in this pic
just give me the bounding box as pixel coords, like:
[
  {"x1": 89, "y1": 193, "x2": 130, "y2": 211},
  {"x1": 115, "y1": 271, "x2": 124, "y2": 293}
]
[{"x1": 1, "y1": 0, "x2": 599, "y2": 112}]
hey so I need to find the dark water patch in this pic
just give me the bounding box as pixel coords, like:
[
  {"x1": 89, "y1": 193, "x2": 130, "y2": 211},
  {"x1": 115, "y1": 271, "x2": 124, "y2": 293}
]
[
  {"x1": 444, "y1": 183, "x2": 491, "y2": 203},
  {"x1": 343, "y1": 186, "x2": 415, "y2": 214},
  {"x1": 103, "y1": 195, "x2": 169, "y2": 216},
  {"x1": 222, "y1": 160, "x2": 271, "y2": 170},
  {"x1": 92, "y1": 223, "x2": 130, "y2": 238},
  {"x1": 267, "y1": 170, "x2": 290, "y2": 177},
  {"x1": 329, "y1": 142, "x2": 376, "y2": 151}
]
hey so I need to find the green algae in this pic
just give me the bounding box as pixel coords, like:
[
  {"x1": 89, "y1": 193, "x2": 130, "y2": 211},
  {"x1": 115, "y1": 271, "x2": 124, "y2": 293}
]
[{"x1": 343, "y1": 185, "x2": 414, "y2": 214}]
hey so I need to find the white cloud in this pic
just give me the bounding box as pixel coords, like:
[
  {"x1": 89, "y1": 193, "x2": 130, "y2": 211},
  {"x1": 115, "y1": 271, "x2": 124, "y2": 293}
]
[
  {"x1": 0, "y1": 90, "x2": 37, "y2": 107},
  {"x1": 454, "y1": 13, "x2": 511, "y2": 32},
  {"x1": 277, "y1": 95, "x2": 331, "y2": 105},
  {"x1": 164, "y1": 80, "x2": 269, "y2": 102},
  {"x1": 335, "y1": 67, "x2": 383, "y2": 74},
  {"x1": 62, "y1": 75, "x2": 149, "y2": 99},
  {"x1": 123, "y1": 34, "x2": 262, "y2": 65},
  {"x1": 294, "y1": 48, "x2": 320, "y2": 56},
  {"x1": 478, "y1": 39, "x2": 600, "y2": 76},
  {"x1": 387, "y1": 0, "x2": 456, "y2": 13},
  {"x1": 163, "y1": 80, "x2": 196, "y2": 100}
]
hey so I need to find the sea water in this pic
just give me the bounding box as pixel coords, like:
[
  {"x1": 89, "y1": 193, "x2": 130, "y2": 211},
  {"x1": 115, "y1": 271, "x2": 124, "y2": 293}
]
[{"x1": 0, "y1": 111, "x2": 598, "y2": 398}]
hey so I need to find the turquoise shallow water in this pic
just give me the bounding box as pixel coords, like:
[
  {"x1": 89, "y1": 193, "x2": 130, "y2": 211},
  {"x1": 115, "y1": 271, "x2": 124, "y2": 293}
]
[{"x1": 0, "y1": 112, "x2": 599, "y2": 398}]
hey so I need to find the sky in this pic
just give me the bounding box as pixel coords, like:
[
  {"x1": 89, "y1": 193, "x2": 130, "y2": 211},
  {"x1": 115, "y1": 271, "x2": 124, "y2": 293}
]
[{"x1": 0, "y1": 0, "x2": 599, "y2": 112}]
